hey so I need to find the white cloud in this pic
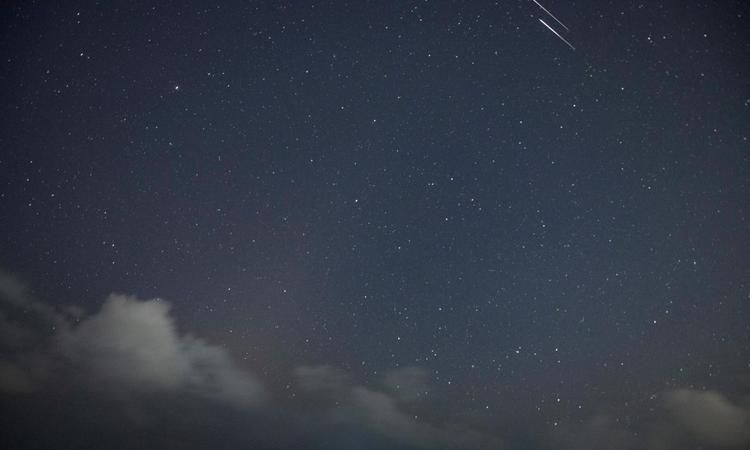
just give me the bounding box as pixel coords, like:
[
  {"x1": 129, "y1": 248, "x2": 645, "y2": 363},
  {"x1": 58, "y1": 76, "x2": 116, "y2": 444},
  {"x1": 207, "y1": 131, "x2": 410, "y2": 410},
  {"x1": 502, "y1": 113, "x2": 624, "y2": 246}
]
[{"x1": 59, "y1": 294, "x2": 265, "y2": 408}]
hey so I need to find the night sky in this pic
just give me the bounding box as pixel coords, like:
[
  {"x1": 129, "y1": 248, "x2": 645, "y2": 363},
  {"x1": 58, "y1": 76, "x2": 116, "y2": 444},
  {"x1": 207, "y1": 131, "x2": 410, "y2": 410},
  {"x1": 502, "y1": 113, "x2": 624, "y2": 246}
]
[{"x1": 1, "y1": 1, "x2": 749, "y2": 449}]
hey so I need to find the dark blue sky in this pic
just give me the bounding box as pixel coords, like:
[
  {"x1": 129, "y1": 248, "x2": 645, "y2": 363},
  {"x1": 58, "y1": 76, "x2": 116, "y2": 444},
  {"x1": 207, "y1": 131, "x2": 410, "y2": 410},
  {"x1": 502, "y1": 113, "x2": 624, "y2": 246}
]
[{"x1": 1, "y1": 1, "x2": 749, "y2": 449}]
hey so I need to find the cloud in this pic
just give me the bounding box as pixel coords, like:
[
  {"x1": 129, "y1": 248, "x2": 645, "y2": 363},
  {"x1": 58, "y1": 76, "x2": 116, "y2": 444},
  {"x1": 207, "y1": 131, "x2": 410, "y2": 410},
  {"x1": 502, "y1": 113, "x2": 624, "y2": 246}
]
[
  {"x1": 563, "y1": 415, "x2": 636, "y2": 450},
  {"x1": 59, "y1": 294, "x2": 265, "y2": 408},
  {"x1": 0, "y1": 269, "x2": 265, "y2": 409},
  {"x1": 0, "y1": 271, "x2": 59, "y2": 393},
  {"x1": 0, "y1": 270, "x2": 59, "y2": 325},
  {"x1": 663, "y1": 389, "x2": 750, "y2": 448},
  {"x1": 344, "y1": 385, "x2": 446, "y2": 444},
  {"x1": 295, "y1": 364, "x2": 493, "y2": 449},
  {"x1": 383, "y1": 366, "x2": 431, "y2": 403},
  {"x1": 0, "y1": 311, "x2": 37, "y2": 351},
  {"x1": 2, "y1": 270, "x2": 501, "y2": 449},
  {"x1": 10, "y1": 268, "x2": 749, "y2": 450},
  {"x1": 60, "y1": 296, "x2": 188, "y2": 390},
  {"x1": 0, "y1": 359, "x2": 35, "y2": 393},
  {"x1": 295, "y1": 364, "x2": 350, "y2": 395},
  {"x1": 552, "y1": 389, "x2": 750, "y2": 450}
]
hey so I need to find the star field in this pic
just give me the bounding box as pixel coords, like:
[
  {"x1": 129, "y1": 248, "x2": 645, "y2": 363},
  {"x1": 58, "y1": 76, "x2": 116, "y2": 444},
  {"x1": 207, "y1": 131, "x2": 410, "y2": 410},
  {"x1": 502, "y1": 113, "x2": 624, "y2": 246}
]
[{"x1": 1, "y1": 1, "x2": 749, "y2": 449}]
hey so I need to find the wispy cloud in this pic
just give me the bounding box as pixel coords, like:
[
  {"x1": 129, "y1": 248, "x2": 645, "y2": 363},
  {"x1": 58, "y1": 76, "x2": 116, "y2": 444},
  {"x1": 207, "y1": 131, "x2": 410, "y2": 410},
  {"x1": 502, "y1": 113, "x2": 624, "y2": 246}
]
[
  {"x1": 664, "y1": 389, "x2": 750, "y2": 447},
  {"x1": 295, "y1": 364, "x2": 495, "y2": 448}
]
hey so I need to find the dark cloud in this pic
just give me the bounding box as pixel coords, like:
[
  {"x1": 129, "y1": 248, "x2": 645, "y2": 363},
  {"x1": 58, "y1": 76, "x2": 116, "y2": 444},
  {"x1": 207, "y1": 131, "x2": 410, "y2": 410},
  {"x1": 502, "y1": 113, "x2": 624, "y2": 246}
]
[
  {"x1": 0, "y1": 311, "x2": 36, "y2": 351},
  {"x1": 0, "y1": 359, "x2": 34, "y2": 393}
]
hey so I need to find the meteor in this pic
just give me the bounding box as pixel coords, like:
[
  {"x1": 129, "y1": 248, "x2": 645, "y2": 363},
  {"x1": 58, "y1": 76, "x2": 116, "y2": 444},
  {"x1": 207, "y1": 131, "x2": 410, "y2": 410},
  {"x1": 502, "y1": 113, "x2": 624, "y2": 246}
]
[
  {"x1": 531, "y1": 0, "x2": 570, "y2": 33},
  {"x1": 538, "y1": 18, "x2": 576, "y2": 50}
]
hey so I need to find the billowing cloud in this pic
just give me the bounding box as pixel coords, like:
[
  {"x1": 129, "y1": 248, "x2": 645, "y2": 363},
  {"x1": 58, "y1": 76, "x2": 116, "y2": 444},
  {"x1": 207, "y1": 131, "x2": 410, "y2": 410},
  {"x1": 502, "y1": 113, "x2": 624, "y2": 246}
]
[
  {"x1": 59, "y1": 294, "x2": 265, "y2": 408},
  {"x1": 664, "y1": 389, "x2": 750, "y2": 448},
  {"x1": 60, "y1": 296, "x2": 190, "y2": 391},
  {"x1": 0, "y1": 270, "x2": 264, "y2": 408}
]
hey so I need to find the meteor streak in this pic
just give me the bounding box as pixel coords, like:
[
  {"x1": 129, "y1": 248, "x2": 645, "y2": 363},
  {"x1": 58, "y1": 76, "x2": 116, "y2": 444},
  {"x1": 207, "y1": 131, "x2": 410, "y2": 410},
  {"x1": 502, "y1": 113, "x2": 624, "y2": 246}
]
[
  {"x1": 531, "y1": 0, "x2": 570, "y2": 32},
  {"x1": 538, "y1": 18, "x2": 576, "y2": 50}
]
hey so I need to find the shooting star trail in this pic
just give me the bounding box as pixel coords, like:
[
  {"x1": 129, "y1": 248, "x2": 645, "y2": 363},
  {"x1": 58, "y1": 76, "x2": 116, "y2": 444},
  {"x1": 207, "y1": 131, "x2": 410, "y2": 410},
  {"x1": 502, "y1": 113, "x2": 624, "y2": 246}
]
[
  {"x1": 531, "y1": 0, "x2": 570, "y2": 33},
  {"x1": 539, "y1": 18, "x2": 576, "y2": 50}
]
